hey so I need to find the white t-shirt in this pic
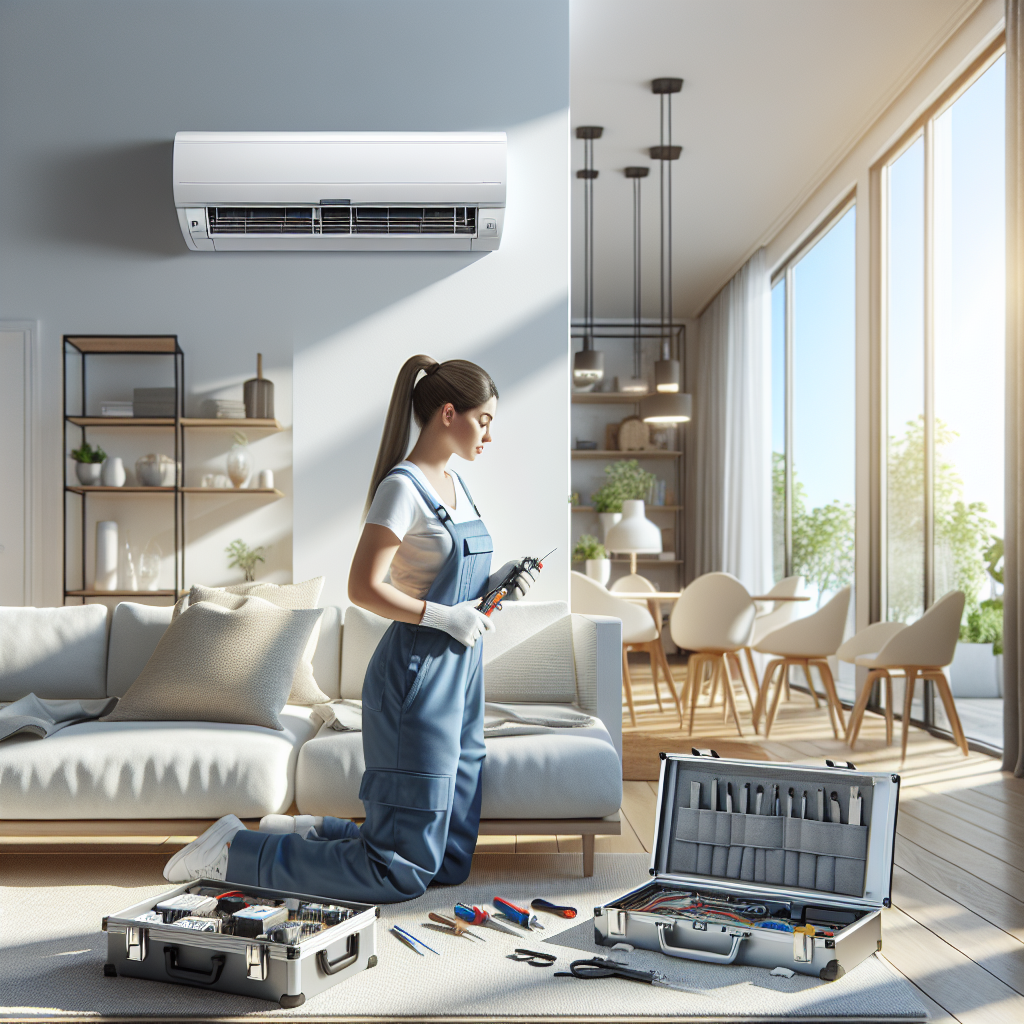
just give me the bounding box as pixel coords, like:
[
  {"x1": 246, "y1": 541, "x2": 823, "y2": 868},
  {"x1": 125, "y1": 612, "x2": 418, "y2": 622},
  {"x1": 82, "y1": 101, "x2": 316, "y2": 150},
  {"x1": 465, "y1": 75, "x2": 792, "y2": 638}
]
[{"x1": 365, "y1": 461, "x2": 481, "y2": 599}]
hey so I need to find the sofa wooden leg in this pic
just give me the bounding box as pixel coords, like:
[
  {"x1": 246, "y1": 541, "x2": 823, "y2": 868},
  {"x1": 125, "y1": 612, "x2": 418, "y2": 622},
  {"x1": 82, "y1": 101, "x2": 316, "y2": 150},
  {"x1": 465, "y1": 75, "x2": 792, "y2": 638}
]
[{"x1": 581, "y1": 833, "x2": 595, "y2": 877}]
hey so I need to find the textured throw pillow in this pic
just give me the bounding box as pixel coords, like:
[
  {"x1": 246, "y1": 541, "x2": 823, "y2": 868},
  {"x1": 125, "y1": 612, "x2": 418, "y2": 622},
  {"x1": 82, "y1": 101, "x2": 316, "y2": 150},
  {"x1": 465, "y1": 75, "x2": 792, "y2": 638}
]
[
  {"x1": 171, "y1": 576, "x2": 325, "y2": 621},
  {"x1": 102, "y1": 597, "x2": 324, "y2": 731},
  {"x1": 188, "y1": 584, "x2": 330, "y2": 705}
]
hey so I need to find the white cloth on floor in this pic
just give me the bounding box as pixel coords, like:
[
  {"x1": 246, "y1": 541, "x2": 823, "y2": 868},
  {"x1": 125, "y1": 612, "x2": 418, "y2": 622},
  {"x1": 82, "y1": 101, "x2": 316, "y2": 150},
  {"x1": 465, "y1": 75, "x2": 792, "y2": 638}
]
[{"x1": 311, "y1": 699, "x2": 597, "y2": 737}]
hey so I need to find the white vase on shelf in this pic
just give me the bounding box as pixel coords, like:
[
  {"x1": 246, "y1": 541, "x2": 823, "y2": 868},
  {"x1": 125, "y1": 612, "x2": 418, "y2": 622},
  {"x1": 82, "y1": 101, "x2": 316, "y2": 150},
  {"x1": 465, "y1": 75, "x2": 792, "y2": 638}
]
[
  {"x1": 94, "y1": 521, "x2": 118, "y2": 591},
  {"x1": 101, "y1": 457, "x2": 126, "y2": 487},
  {"x1": 585, "y1": 558, "x2": 611, "y2": 587},
  {"x1": 597, "y1": 512, "x2": 621, "y2": 541}
]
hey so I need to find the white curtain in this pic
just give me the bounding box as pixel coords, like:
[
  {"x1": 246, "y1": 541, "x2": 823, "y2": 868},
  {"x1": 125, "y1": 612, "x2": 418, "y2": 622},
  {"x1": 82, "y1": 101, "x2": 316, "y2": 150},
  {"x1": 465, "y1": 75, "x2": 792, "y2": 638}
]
[{"x1": 688, "y1": 247, "x2": 772, "y2": 595}]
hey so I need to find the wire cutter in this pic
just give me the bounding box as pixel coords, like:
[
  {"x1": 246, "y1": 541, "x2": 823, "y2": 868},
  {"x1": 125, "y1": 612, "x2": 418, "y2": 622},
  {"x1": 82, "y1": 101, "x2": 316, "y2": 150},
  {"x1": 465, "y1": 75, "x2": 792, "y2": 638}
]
[
  {"x1": 554, "y1": 957, "x2": 702, "y2": 994},
  {"x1": 454, "y1": 903, "x2": 521, "y2": 936}
]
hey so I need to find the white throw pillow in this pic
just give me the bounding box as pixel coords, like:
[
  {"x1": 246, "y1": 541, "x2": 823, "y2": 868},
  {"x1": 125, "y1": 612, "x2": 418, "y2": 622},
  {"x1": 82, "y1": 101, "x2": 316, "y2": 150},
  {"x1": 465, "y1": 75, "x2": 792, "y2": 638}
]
[
  {"x1": 171, "y1": 576, "x2": 325, "y2": 620},
  {"x1": 102, "y1": 597, "x2": 323, "y2": 731}
]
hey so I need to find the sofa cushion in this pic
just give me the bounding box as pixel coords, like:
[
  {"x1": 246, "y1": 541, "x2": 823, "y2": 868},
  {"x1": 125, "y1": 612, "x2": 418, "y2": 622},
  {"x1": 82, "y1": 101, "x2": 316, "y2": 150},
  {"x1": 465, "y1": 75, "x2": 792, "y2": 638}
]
[
  {"x1": 310, "y1": 606, "x2": 342, "y2": 699},
  {"x1": 189, "y1": 584, "x2": 330, "y2": 705},
  {"x1": 294, "y1": 708, "x2": 622, "y2": 820},
  {"x1": 340, "y1": 602, "x2": 577, "y2": 704},
  {"x1": 0, "y1": 706, "x2": 320, "y2": 819},
  {"x1": 172, "y1": 576, "x2": 326, "y2": 621},
  {"x1": 0, "y1": 604, "x2": 109, "y2": 700},
  {"x1": 102, "y1": 599, "x2": 322, "y2": 731},
  {"x1": 106, "y1": 603, "x2": 174, "y2": 697}
]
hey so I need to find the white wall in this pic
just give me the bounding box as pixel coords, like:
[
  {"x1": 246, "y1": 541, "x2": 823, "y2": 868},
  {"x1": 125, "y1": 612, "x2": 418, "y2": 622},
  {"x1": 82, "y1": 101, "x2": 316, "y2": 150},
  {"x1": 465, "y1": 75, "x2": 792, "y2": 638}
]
[
  {"x1": 0, "y1": 0, "x2": 570, "y2": 608},
  {"x1": 762, "y1": 0, "x2": 1004, "y2": 631}
]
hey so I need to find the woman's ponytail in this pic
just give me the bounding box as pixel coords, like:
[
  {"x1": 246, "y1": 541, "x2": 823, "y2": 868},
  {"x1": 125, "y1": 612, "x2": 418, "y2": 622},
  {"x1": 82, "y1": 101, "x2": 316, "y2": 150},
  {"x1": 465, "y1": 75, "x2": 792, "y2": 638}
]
[
  {"x1": 363, "y1": 354, "x2": 438, "y2": 517},
  {"x1": 363, "y1": 355, "x2": 499, "y2": 517}
]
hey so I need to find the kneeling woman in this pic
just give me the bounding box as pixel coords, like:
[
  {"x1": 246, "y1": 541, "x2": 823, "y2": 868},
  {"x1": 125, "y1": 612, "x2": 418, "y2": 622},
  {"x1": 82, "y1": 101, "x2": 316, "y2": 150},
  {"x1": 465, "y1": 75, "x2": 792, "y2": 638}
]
[{"x1": 162, "y1": 355, "x2": 531, "y2": 902}]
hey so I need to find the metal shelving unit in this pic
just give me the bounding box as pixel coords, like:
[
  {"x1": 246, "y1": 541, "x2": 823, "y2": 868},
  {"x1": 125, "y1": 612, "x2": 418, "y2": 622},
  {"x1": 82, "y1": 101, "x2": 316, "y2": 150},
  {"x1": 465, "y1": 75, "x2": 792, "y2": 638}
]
[{"x1": 62, "y1": 335, "x2": 284, "y2": 604}]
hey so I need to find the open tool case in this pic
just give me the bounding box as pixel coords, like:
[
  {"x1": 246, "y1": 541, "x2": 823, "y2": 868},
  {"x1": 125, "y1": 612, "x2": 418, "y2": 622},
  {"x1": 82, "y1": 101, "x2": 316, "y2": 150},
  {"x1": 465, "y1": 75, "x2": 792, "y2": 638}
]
[
  {"x1": 594, "y1": 752, "x2": 899, "y2": 981},
  {"x1": 102, "y1": 879, "x2": 377, "y2": 1008}
]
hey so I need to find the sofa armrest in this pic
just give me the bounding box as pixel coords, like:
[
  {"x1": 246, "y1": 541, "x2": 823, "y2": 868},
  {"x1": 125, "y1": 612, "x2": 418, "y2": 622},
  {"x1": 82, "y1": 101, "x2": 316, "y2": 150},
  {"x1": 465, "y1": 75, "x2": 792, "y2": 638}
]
[{"x1": 571, "y1": 613, "x2": 622, "y2": 762}]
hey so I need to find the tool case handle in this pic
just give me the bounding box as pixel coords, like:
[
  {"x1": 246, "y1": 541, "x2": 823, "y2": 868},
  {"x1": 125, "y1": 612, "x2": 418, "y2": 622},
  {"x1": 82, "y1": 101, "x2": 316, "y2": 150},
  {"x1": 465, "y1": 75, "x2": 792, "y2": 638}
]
[
  {"x1": 656, "y1": 923, "x2": 747, "y2": 964},
  {"x1": 163, "y1": 946, "x2": 226, "y2": 986},
  {"x1": 317, "y1": 933, "x2": 359, "y2": 976}
]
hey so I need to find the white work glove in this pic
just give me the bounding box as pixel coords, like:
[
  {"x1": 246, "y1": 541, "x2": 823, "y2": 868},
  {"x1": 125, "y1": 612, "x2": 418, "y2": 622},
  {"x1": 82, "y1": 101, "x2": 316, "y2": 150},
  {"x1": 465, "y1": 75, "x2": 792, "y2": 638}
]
[
  {"x1": 420, "y1": 600, "x2": 496, "y2": 648},
  {"x1": 485, "y1": 558, "x2": 536, "y2": 601}
]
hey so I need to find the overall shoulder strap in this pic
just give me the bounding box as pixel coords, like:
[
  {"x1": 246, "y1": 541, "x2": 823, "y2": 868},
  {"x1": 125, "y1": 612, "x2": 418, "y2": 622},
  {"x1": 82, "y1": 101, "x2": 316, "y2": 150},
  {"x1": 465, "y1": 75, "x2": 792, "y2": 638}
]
[
  {"x1": 449, "y1": 470, "x2": 481, "y2": 517},
  {"x1": 386, "y1": 467, "x2": 453, "y2": 526}
]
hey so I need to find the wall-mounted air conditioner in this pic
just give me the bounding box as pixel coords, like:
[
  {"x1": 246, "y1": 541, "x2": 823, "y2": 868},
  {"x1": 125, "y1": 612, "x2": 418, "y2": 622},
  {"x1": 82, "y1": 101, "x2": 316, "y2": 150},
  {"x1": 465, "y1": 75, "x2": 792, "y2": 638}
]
[{"x1": 172, "y1": 131, "x2": 506, "y2": 252}]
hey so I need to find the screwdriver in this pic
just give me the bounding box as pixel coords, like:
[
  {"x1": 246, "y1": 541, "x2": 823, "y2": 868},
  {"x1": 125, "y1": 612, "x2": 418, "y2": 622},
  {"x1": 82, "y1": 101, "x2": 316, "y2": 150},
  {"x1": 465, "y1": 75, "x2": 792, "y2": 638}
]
[
  {"x1": 454, "y1": 903, "x2": 521, "y2": 936},
  {"x1": 494, "y1": 897, "x2": 545, "y2": 930}
]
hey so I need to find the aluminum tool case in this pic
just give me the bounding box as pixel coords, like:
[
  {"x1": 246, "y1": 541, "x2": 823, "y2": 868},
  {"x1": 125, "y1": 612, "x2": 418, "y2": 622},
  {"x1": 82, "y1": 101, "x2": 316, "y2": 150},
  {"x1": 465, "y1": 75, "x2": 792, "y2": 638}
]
[
  {"x1": 103, "y1": 878, "x2": 377, "y2": 1008},
  {"x1": 595, "y1": 753, "x2": 899, "y2": 981}
]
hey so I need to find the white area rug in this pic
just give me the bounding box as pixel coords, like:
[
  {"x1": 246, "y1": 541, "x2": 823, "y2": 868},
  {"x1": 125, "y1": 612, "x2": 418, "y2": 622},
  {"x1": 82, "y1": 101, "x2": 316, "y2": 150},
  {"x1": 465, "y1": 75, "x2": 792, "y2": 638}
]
[{"x1": 0, "y1": 852, "x2": 927, "y2": 1021}]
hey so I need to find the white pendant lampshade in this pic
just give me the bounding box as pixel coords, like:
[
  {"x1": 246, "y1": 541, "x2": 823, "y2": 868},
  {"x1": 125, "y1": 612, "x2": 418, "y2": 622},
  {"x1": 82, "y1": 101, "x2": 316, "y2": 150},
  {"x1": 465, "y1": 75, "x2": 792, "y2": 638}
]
[
  {"x1": 605, "y1": 499, "x2": 662, "y2": 573},
  {"x1": 654, "y1": 357, "x2": 680, "y2": 392},
  {"x1": 573, "y1": 347, "x2": 604, "y2": 384},
  {"x1": 643, "y1": 391, "x2": 692, "y2": 423}
]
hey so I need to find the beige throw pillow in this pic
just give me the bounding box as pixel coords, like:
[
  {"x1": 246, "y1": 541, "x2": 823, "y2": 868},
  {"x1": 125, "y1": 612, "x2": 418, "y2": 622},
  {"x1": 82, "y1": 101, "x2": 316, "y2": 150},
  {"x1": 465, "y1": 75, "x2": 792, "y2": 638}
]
[
  {"x1": 188, "y1": 584, "x2": 330, "y2": 704},
  {"x1": 171, "y1": 576, "x2": 325, "y2": 622},
  {"x1": 102, "y1": 597, "x2": 323, "y2": 731}
]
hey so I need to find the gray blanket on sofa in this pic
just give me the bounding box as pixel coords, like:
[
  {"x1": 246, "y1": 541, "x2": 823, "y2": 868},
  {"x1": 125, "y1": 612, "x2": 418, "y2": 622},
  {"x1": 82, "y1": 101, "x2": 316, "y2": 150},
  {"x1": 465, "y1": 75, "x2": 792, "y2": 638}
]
[{"x1": 0, "y1": 693, "x2": 119, "y2": 742}]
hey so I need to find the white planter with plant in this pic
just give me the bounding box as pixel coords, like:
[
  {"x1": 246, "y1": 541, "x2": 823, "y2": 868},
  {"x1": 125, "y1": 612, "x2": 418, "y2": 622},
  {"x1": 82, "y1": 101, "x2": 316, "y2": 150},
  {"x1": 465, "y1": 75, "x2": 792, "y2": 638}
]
[
  {"x1": 71, "y1": 442, "x2": 106, "y2": 486},
  {"x1": 591, "y1": 460, "x2": 657, "y2": 545},
  {"x1": 574, "y1": 534, "x2": 609, "y2": 586},
  {"x1": 954, "y1": 586, "x2": 1003, "y2": 698}
]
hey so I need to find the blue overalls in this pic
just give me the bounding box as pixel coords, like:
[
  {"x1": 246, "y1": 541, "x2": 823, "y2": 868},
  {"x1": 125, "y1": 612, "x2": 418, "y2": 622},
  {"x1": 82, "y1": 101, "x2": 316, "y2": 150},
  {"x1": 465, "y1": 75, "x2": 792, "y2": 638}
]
[{"x1": 227, "y1": 467, "x2": 492, "y2": 903}]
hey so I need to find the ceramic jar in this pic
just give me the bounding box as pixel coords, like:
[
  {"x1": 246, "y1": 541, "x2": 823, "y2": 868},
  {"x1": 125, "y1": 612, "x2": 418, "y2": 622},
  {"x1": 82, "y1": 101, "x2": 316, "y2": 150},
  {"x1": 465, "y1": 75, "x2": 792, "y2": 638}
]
[
  {"x1": 101, "y1": 457, "x2": 126, "y2": 487},
  {"x1": 227, "y1": 444, "x2": 252, "y2": 488},
  {"x1": 76, "y1": 462, "x2": 103, "y2": 486}
]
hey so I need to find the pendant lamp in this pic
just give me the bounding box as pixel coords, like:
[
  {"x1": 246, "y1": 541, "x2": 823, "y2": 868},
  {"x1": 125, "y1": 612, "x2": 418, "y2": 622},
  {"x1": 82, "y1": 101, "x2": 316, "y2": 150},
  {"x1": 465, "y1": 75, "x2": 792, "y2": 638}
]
[
  {"x1": 574, "y1": 126, "x2": 604, "y2": 386},
  {"x1": 621, "y1": 166, "x2": 650, "y2": 394},
  {"x1": 605, "y1": 499, "x2": 663, "y2": 574},
  {"x1": 645, "y1": 77, "x2": 692, "y2": 420}
]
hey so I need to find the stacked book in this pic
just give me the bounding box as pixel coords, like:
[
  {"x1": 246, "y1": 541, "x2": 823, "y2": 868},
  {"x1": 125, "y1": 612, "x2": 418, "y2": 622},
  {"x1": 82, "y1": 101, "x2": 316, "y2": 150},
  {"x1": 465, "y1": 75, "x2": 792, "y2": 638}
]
[
  {"x1": 203, "y1": 399, "x2": 247, "y2": 419},
  {"x1": 100, "y1": 400, "x2": 134, "y2": 417},
  {"x1": 133, "y1": 388, "x2": 176, "y2": 418}
]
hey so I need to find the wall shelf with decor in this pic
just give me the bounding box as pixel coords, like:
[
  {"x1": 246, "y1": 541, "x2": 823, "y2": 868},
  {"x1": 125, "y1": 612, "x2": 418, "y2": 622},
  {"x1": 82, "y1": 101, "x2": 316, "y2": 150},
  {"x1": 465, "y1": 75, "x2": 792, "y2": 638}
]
[
  {"x1": 571, "y1": 449, "x2": 681, "y2": 459},
  {"x1": 63, "y1": 335, "x2": 285, "y2": 605}
]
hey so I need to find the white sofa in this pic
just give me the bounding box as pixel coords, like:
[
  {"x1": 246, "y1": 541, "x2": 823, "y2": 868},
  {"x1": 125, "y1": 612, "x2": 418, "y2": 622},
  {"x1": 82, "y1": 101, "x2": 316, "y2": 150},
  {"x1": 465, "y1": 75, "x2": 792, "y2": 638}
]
[{"x1": 0, "y1": 600, "x2": 623, "y2": 874}]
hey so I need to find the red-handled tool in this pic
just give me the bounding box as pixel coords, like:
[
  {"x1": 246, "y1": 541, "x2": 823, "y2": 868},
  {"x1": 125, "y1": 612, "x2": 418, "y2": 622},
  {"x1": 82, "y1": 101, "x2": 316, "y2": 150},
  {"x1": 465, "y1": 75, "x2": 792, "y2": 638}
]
[
  {"x1": 493, "y1": 897, "x2": 545, "y2": 930},
  {"x1": 453, "y1": 903, "x2": 520, "y2": 936},
  {"x1": 480, "y1": 549, "x2": 555, "y2": 617},
  {"x1": 531, "y1": 898, "x2": 577, "y2": 919}
]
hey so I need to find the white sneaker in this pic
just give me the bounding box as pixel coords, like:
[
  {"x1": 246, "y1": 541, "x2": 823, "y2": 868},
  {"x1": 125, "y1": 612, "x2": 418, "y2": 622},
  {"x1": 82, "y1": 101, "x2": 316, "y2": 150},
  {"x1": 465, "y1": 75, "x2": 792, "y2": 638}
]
[
  {"x1": 163, "y1": 814, "x2": 244, "y2": 883},
  {"x1": 259, "y1": 814, "x2": 323, "y2": 839}
]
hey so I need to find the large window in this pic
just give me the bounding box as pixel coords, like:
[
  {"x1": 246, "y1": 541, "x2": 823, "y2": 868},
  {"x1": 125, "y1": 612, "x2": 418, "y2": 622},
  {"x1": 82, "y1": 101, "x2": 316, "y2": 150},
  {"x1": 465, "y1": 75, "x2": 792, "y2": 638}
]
[
  {"x1": 883, "y1": 53, "x2": 1005, "y2": 746},
  {"x1": 772, "y1": 205, "x2": 857, "y2": 606}
]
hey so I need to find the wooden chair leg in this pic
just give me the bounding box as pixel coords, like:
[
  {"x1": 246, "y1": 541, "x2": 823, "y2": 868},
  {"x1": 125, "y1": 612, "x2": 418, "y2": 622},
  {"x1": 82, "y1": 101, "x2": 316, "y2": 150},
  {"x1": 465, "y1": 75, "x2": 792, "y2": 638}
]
[
  {"x1": 929, "y1": 670, "x2": 969, "y2": 756},
  {"x1": 621, "y1": 645, "x2": 637, "y2": 726},
  {"x1": 884, "y1": 674, "x2": 894, "y2": 746},
  {"x1": 752, "y1": 658, "x2": 782, "y2": 729},
  {"x1": 688, "y1": 654, "x2": 704, "y2": 733},
  {"x1": 656, "y1": 643, "x2": 683, "y2": 727},
  {"x1": 846, "y1": 669, "x2": 882, "y2": 750},
  {"x1": 721, "y1": 654, "x2": 744, "y2": 737},
  {"x1": 803, "y1": 663, "x2": 820, "y2": 708},
  {"x1": 645, "y1": 646, "x2": 666, "y2": 714},
  {"x1": 763, "y1": 658, "x2": 789, "y2": 738},
  {"x1": 901, "y1": 669, "x2": 917, "y2": 764},
  {"x1": 729, "y1": 652, "x2": 756, "y2": 711},
  {"x1": 582, "y1": 833, "x2": 595, "y2": 877},
  {"x1": 744, "y1": 647, "x2": 761, "y2": 698},
  {"x1": 813, "y1": 659, "x2": 845, "y2": 739}
]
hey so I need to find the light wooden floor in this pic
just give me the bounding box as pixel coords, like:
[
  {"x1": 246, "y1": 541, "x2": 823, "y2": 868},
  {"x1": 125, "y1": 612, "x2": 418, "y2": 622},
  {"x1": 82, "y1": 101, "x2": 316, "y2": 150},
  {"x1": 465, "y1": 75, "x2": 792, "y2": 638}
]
[{"x1": 4, "y1": 659, "x2": 1024, "y2": 1022}]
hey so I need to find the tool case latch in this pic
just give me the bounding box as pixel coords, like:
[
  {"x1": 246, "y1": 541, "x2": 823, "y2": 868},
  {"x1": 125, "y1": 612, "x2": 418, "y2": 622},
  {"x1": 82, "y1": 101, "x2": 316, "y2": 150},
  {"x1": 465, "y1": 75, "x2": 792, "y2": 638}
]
[
  {"x1": 824, "y1": 759, "x2": 857, "y2": 770},
  {"x1": 691, "y1": 748, "x2": 721, "y2": 758},
  {"x1": 793, "y1": 926, "x2": 814, "y2": 963},
  {"x1": 246, "y1": 943, "x2": 269, "y2": 981},
  {"x1": 125, "y1": 926, "x2": 148, "y2": 962}
]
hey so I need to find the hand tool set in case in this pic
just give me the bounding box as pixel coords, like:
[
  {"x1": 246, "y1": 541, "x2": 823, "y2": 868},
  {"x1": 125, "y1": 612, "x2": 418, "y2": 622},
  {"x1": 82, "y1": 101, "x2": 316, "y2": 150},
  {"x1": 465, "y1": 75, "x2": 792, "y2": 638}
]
[
  {"x1": 594, "y1": 752, "x2": 900, "y2": 981},
  {"x1": 102, "y1": 878, "x2": 377, "y2": 1008}
]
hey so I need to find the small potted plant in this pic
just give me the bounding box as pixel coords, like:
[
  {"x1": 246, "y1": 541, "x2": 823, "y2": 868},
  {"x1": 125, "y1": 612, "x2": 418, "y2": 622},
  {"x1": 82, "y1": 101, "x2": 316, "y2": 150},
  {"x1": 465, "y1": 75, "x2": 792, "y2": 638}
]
[
  {"x1": 226, "y1": 538, "x2": 265, "y2": 583},
  {"x1": 70, "y1": 441, "x2": 107, "y2": 485},
  {"x1": 574, "y1": 534, "x2": 610, "y2": 587},
  {"x1": 590, "y1": 459, "x2": 657, "y2": 540}
]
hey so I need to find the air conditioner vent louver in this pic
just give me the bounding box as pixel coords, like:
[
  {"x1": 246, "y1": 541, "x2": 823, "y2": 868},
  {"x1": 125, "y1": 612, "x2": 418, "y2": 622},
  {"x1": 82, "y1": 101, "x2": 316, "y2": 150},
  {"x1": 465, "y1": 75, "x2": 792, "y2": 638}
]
[
  {"x1": 208, "y1": 207, "x2": 314, "y2": 235},
  {"x1": 208, "y1": 206, "x2": 477, "y2": 236}
]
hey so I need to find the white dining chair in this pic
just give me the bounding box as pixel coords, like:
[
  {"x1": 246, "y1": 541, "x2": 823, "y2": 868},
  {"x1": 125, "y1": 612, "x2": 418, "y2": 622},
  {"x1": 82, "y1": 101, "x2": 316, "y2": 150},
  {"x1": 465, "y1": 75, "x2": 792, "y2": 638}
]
[
  {"x1": 836, "y1": 621, "x2": 907, "y2": 747},
  {"x1": 669, "y1": 573, "x2": 756, "y2": 736},
  {"x1": 571, "y1": 571, "x2": 680, "y2": 726},
  {"x1": 845, "y1": 591, "x2": 968, "y2": 760},
  {"x1": 609, "y1": 573, "x2": 680, "y2": 717},
  {"x1": 742, "y1": 575, "x2": 806, "y2": 706},
  {"x1": 752, "y1": 587, "x2": 851, "y2": 739}
]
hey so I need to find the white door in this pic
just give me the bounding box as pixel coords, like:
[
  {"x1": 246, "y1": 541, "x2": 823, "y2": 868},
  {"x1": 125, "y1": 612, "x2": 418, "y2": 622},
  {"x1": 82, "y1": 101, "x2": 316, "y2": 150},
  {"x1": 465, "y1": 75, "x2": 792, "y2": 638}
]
[{"x1": 0, "y1": 330, "x2": 28, "y2": 604}]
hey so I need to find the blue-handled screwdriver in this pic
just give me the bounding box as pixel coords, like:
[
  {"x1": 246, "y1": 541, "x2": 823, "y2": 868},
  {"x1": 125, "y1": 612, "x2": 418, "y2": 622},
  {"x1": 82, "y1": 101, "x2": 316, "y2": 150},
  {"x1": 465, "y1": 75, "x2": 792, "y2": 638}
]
[
  {"x1": 494, "y1": 897, "x2": 545, "y2": 930},
  {"x1": 453, "y1": 903, "x2": 520, "y2": 936}
]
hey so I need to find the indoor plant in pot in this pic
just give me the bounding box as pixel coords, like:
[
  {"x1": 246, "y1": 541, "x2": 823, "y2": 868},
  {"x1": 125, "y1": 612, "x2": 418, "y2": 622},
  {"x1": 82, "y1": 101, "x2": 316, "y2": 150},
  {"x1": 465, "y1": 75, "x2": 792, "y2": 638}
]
[
  {"x1": 591, "y1": 459, "x2": 658, "y2": 540},
  {"x1": 71, "y1": 442, "x2": 106, "y2": 485},
  {"x1": 574, "y1": 534, "x2": 610, "y2": 586}
]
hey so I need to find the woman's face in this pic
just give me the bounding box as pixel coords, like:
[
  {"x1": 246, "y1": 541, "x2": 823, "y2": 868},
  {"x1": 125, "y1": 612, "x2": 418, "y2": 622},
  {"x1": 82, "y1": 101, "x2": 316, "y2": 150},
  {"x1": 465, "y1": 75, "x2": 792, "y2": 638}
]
[{"x1": 443, "y1": 396, "x2": 497, "y2": 461}]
